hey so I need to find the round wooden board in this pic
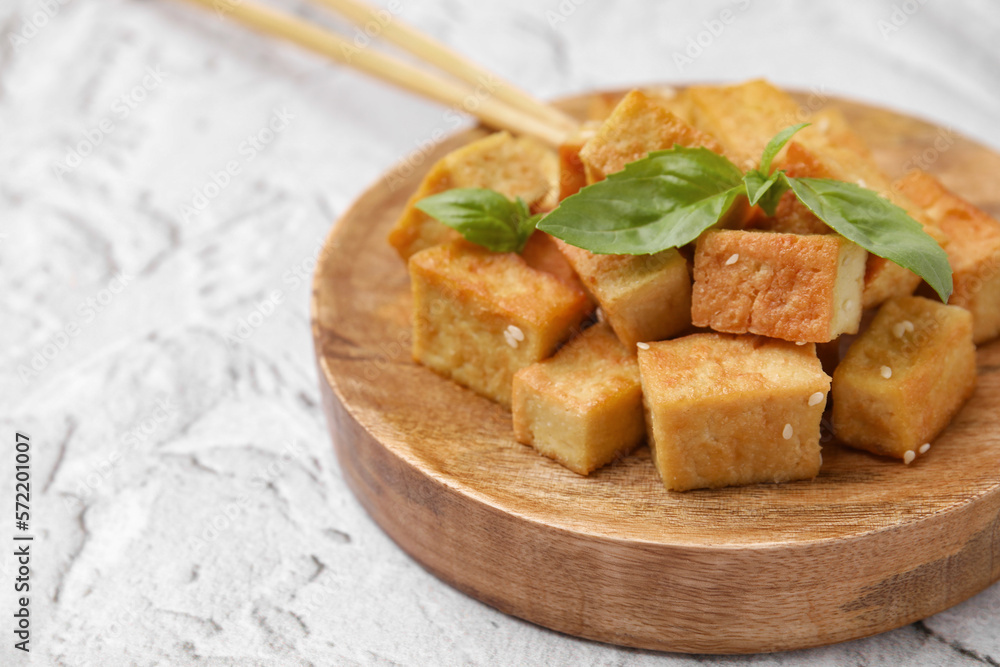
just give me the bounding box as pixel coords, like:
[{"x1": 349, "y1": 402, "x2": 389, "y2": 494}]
[{"x1": 312, "y1": 89, "x2": 1000, "y2": 654}]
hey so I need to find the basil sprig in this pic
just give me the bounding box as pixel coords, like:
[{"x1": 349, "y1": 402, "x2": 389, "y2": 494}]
[
  {"x1": 415, "y1": 188, "x2": 541, "y2": 254},
  {"x1": 537, "y1": 124, "x2": 953, "y2": 302}
]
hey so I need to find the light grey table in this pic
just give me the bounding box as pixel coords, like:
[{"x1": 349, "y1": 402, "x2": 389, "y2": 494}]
[{"x1": 2, "y1": 0, "x2": 998, "y2": 665}]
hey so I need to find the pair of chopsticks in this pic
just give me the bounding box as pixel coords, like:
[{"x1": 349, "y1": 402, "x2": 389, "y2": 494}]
[{"x1": 180, "y1": 0, "x2": 579, "y2": 146}]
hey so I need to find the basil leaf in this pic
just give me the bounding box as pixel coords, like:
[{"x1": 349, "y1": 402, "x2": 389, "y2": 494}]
[
  {"x1": 743, "y1": 170, "x2": 788, "y2": 214},
  {"x1": 758, "y1": 122, "x2": 809, "y2": 174},
  {"x1": 538, "y1": 146, "x2": 746, "y2": 254},
  {"x1": 415, "y1": 188, "x2": 535, "y2": 253},
  {"x1": 786, "y1": 176, "x2": 953, "y2": 301}
]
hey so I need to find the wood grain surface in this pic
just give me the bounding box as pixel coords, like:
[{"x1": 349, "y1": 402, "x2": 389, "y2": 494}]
[{"x1": 311, "y1": 90, "x2": 1000, "y2": 654}]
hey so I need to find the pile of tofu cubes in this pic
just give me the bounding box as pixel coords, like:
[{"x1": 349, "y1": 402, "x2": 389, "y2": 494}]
[{"x1": 387, "y1": 80, "x2": 997, "y2": 491}]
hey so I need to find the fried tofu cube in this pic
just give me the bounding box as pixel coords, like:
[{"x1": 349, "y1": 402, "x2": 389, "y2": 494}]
[
  {"x1": 692, "y1": 230, "x2": 867, "y2": 343},
  {"x1": 409, "y1": 240, "x2": 592, "y2": 406},
  {"x1": 520, "y1": 231, "x2": 589, "y2": 295},
  {"x1": 638, "y1": 334, "x2": 830, "y2": 491},
  {"x1": 896, "y1": 170, "x2": 1000, "y2": 344},
  {"x1": 774, "y1": 134, "x2": 946, "y2": 309},
  {"x1": 512, "y1": 323, "x2": 644, "y2": 475},
  {"x1": 388, "y1": 132, "x2": 558, "y2": 260},
  {"x1": 684, "y1": 79, "x2": 804, "y2": 168},
  {"x1": 555, "y1": 240, "x2": 692, "y2": 349},
  {"x1": 557, "y1": 122, "x2": 600, "y2": 201},
  {"x1": 832, "y1": 296, "x2": 976, "y2": 460},
  {"x1": 578, "y1": 89, "x2": 732, "y2": 183}
]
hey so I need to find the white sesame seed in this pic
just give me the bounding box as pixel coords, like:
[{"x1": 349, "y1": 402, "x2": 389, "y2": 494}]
[
  {"x1": 919, "y1": 443, "x2": 931, "y2": 454},
  {"x1": 595, "y1": 307, "x2": 605, "y2": 322},
  {"x1": 857, "y1": 178, "x2": 868, "y2": 189},
  {"x1": 796, "y1": 341, "x2": 807, "y2": 346},
  {"x1": 808, "y1": 392, "x2": 825, "y2": 407},
  {"x1": 880, "y1": 366, "x2": 893, "y2": 379},
  {"x1": 503, "y1": 331, "x2": 519, "y2": 349},
  {"x1": 817, "y1": 117, "x2": 831, "y2": 134},
  {"x1": 782, "y1": 424, "x2": 794, "y2": 440},
  {"x1": 903, "y1": 450, "x2": 916, "y2": 464},
  {"x1": 506, "y1": 324, "x2": 525, "y2": 341},
  {"x1": 636, "y1": 342, "x2": 650, "y2": 350},
  {"x1": 893, "y1": 320, "x2": 915, "y2": 338},
  {"x1": 725, "y1": 253, "x2": 740, "y2": 266},
  {"x1": 843, "y1": 299, "x2": 854, "y2": 312}
]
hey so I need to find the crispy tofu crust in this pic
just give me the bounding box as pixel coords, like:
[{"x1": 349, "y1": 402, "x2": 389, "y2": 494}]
[
  {"x1": 683, "y1": 79, "x2": 804, "y2": 169},
  {"x1": 773, "y1": 133, "x2": 946, "y2": 309},
  {"x1": 896, "y1": 170, "x2": 1000, "y2": 343},
  {"x1": 512, "y1": 323, "x2": 644, "y2": 475},
  {"x1": 638, "y1": 334, "x2": 830, "y2": 491},
  {"x1": 556, "y1": 240, "x2": 692, "y2": 349},
  {"x1": 832, "y1": 296, "x2": 976, "y2": 459},
  {"x1": 520, "y1": 231, "x2": 589, "y2": 295},
  {"x1": 409, "y1": 240, "x2": 592, "y2": 406},
  {"x1": 578, "y1": 89, "x2": 731, "y2": 183},
  {"x1": 388, "y1": 132, "x2": 558, "y2": 260},
  {"x1": 692, "y1": 230, "x2": 867, "y2": 343}
]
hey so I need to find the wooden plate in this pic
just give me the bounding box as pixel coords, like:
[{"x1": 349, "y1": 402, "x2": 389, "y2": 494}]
[{"x1": 312, "y1": 90, "x2": 1000, "y2": 654}]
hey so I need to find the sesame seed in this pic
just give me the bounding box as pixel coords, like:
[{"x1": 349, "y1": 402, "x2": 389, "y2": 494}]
[
  {"x1": 893, "y1": 320, "x2": 915, "y2": 338},
  {"x1": 808, "y1": 392, "x2": 825, "y2": 406},
  {"x1": 880, "y1": 366, "x2": 893, "y2": 379},
  {"x1": 817, "y1": 117, "x2": 830, "y2": 133},
  {"x1": 636, "y1": 342, "x2": 650, "y2": 350},
  {"x1": 782, "y1": 424, "x2": 794, "y2": 440},
  {"x1": 903, "y1": 450, "x2": 916, "y2": 464},
  {"x1": 725, "y1": 253, "x2": 739, "y2": 266},
  {"x1": 843, "y1": 299, "x2": 854, "y2": 312},
  {"x1": 919, "y1": 443, "x2": 931, "y2": 454},
  {"x1": 506, "y1": 324, "x2": 525, "y2": 341},
  {"x1": 795, "y1": 341, "x2": 807, "y2": 346},
  {"x1": 595, "y1": 307, "x2": 605, "y2": 322},
  {"x1": 857, "y1": 178, "x2": 868, "y2": 188},
  {"x1": 503, "y1": 331, "x2": 519, "y2": 349}
]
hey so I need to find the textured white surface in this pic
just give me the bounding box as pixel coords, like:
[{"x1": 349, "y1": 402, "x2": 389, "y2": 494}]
[{"x1": 1, "y1": 0, "x2": 999, "y2": 665}]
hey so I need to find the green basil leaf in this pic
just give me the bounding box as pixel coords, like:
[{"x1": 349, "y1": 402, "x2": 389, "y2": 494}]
[
  {"x1": 416, "y1": 188, "x2": 532, "y2": 253},
  {"x1": 758, "y1": 122, "x2": 809, "y2": 175},
  {"x1": 786, "y1": 176, "x2": 953, "y2": 301},
  {"x1": 538, "y1": 146, "x2": 746, "y2": 254},
  {"x1": 743, "y1": 169, "x2": 788, "y2": 213}
]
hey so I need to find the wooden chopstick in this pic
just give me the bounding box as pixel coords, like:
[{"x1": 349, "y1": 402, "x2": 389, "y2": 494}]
[
  {"x1": 308, "y1": 0, "x2": 579, "y2": 133},
  {"x1": 180, "y1": 0, "x2": 572, "y2": 146}
]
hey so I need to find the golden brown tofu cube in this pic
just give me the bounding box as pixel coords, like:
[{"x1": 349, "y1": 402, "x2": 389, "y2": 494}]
[
  {"x1": 556, "y1": 122, "x2": 600, "y2": 201},
  {"x1": 578, "y1": 89, "x2": 731, "y2": 183},
  {"x1": 692, "y1": 230, "x2": 867, "y2": 343},
  {"x1": 556, "y1": 240, "x2": 692, "y2": 349},
  {"x1": 774, "y1": 138, "x2": 945, "y2": 309},
  {"x1": 409, "y1": 240, "x2": 592, "y2": 406},
  {"x1": 832, "y1": 296, "x2": 976, "y2": 460},
  {"x1": 895, "y1": 170, "x2": 1000, "y2": 344},
  {"x1": 638, "y1": 334, "x2": 830, "y2": 491},
  {"x1": 512, "y1": 323, "x2": 644, "y2": 475},
  {"x1": 520, "y1": 231, "x2": 589, "y2": 296},
  {"x1": 684, "y1": 79, "x2": 804, "y2": 168},
  {"x1": 388, "y1": 132, "x2": 558, "y2": 260}
]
